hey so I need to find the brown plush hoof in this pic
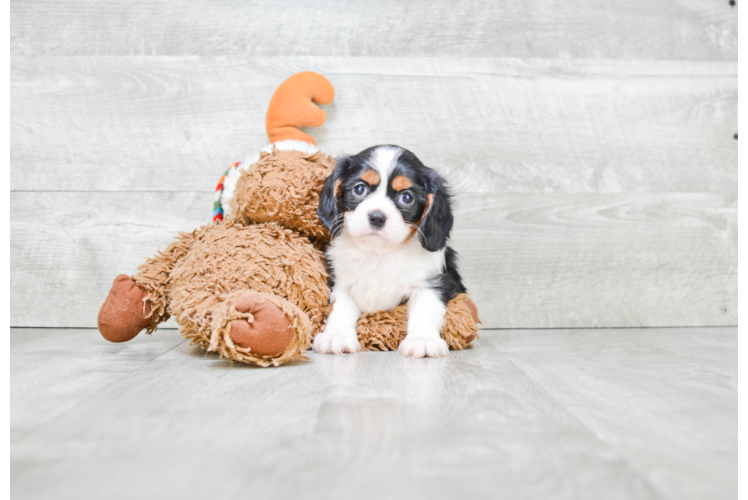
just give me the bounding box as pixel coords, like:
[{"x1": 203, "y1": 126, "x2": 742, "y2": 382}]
[
  {"x1": 464, "y1": 299, "x2": 480, "y2": 343},
  {"x1": 230, "y1": 294, "x2": 294, "y2": 356},
  {"x1": 98, "y1": 274, "x2": 151, "y2": 343}
]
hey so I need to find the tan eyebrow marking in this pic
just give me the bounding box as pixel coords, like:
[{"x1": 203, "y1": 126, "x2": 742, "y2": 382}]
[
  {"x1": 360, "y1": 169, "x2": 380, "y2": 185},
  {"x1": 391, "y1": 175, "x2": 413, "y2": 191},
  {"x1": 334, "y1": 179, "x2": 342, "y2": 197}
]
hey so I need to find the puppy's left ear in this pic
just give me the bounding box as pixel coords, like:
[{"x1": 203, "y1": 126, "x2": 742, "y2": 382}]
[
  {"x1": 419, "y1": 170, "x2": 454, "y2": 252},
  {"x1": 317, "y1": 156, "x2": 350, "y2": 236}
]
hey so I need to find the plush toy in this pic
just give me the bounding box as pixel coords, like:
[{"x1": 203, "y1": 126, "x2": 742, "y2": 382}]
[{"x1": 98, "y1": 72, "x2": 480, "y2": 367}]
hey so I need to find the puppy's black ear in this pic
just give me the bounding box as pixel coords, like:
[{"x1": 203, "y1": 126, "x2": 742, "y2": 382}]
[
  {"x1": 419, "y1": 170, "x2": 453, "y2": 252},
  {"x1": 317, "y1": 156, "x2": 350, "y2": 236}
]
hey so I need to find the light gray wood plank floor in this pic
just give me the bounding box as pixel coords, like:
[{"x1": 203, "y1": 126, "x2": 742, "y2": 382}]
[{"x1": 11, "y1": 327, "x2": 737, "y2": 500}]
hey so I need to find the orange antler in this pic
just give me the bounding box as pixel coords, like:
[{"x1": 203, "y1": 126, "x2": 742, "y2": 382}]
[{"x1": 265, "y1": 72, "x2": 335, "y2": 146}]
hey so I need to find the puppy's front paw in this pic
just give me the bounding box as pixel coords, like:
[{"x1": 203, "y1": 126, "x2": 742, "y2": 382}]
[
  {"x1": 313, "y1": 328, "x2": 361, "y2": 355},
  {"x1": 398, "y1": 335, "x2": 449, "y2": 358}
]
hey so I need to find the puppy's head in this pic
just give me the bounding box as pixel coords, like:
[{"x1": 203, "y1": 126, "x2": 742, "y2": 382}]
[{"x1": 317, "y1": 145, "x2": 453, "y2": 251}]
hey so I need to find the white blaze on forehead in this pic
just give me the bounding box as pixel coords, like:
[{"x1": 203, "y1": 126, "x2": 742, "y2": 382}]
[{"x1": 367, "y1": 146, "x2": 403, "y2": 189}]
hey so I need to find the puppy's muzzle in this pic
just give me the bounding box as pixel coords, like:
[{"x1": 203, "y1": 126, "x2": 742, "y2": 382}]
[{"x1": 368, "y1": 211, "x2": 387, "y2": 229}]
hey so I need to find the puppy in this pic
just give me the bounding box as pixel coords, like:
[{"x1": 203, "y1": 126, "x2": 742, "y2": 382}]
[{"x1": 315, "y1": 145, "x2": 466, "y2": 358}]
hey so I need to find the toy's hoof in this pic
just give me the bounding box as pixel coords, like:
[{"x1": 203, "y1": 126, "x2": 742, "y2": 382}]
[
  {"x1": 230, "y1": 294, "x2": 294, "y2": 356},
  {"x1": 98, "y1": 274, "x2": 151, "y2": 343},
  {"x1": 464, "y1": 299, "x2": 480, "y2": 343}
]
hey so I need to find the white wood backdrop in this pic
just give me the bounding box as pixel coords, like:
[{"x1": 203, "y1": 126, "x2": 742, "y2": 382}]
[{"x1": 10, "y1": 1, "x2": 737, "y2": 329}]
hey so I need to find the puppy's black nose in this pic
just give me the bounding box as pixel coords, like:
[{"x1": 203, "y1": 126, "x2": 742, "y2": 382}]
[{"x1": 368, "y1": 211, "x2": 387, "y2": 229}]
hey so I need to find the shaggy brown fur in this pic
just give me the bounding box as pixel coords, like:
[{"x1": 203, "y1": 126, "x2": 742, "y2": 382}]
[
  {"x1": 231, "y1": 149, "x2": 335, "y2": 247},
  {"x1": 131, "y1": 215, "x2": 331, "y2": 366},
  {"x1": 134, "y1": 229, "x2": 199, "y2": 333}
]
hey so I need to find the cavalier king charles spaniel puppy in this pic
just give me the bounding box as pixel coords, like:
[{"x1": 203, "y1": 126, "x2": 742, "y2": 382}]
[{"x1": 315, "y1": 145, "x2": 466, "y2": 358}]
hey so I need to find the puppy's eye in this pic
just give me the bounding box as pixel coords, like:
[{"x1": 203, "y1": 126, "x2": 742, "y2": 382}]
[
  {"x1": 353, "y1": 183, "x2": 368, "y2": 196},
  {"x1": 398, "y1": 192, "x2": 414, "y2": 206}
]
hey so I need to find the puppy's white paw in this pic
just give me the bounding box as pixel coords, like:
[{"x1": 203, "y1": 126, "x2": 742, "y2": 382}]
[
  {"x1": 398, "y1": 335, "x2": 449, "y2": 358},
  {"x1": 313, "y1": 328, "x2": 361, "y2": 354}
]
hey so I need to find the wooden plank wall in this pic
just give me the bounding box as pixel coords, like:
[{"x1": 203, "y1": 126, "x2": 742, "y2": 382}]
[{"x1": 10, "y1": 1, "x2": 738, "y2": 329}]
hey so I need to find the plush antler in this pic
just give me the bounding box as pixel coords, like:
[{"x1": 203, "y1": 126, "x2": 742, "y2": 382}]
[{"x1": 265, "y1": 72, "x2": 335, "y2": 146}]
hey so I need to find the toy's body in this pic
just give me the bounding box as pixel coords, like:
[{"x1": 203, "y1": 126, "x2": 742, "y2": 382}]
[{"x1": 98, "y1": 72, "x2": 479, "y2": 367}]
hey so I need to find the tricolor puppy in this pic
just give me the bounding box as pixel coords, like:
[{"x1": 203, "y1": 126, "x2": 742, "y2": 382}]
[{"x1": 315, "y1": 145, "x2": 466, "y2": 358}]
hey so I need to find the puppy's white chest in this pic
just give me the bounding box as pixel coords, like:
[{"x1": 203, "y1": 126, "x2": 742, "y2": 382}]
[
  {"x1": 329, "y1": 235, "x2": 444, "y2": 313},
  {"x1": 342, "y1": 251, "x2": 413, "y2": 312}
]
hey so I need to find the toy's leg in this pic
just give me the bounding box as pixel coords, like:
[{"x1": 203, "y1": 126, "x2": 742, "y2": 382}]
[
  {"x1": 229, "y1": 294, "x2": 296, "y2": 355},
  {"x1": 355, "y1": 293, "x2": 480, "y2": 352},
  {"x1": 176, "y1": 289, "x2": 313, "y2": 367},
  {"x1": 98, "y1": 274, "x2": 153, "y2": 342},
  {"x1": 132, "y1": 230, "x2": 199, "y2": 329},
  {"x1": 98, "y1": 230, "x2": 199, "y2": 343},
  {"x1": 441, "y1": 294, "x2": 481, "y2": 349}
]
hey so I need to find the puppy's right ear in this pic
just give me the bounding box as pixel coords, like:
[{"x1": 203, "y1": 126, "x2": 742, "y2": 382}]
[{"x1": 317, "y1": 156, "x2": 350, "y2": 235}]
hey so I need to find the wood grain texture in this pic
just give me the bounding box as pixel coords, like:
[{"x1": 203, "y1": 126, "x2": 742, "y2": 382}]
[
  {"x1": 734, "y1": 44, "x2": 748, "y2": 328},
  {"x1": 9, "y1": 192, "x2": 211, "y2": 330},
  {"x1": 9, "y1": 3, "x2": 738, "y2": 331},
  {"x1": 10, "y1": 191, "x2": 737, "y2": 329},
  {"x1": 497, "y1": 327, "x2": 737, "y2": 500},
  {"x1": 10, "y1": 327, "x2": 737, "y2": 500},
  {"x1": 452, "y1": 192, "x2": 738, "y2": 328},
  {"x1": 10, "y1": 0, "x2": 738, "y2": 60},
  {"x1": 10, "y1": 57, "x2": 738, "y2": 194},
  {"x1": 10, "y1": 327, "x2": 185, "y2": 438}
]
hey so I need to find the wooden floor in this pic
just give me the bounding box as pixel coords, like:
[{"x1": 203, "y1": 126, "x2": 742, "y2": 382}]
[{"x1": 11, "y1": 326, "x2": 737, "y2": 500}]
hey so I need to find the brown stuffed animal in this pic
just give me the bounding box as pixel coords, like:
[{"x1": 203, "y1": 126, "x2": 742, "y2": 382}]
[{"x1": 98, "y1": 72, "x2": 480, "y2": 367}]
